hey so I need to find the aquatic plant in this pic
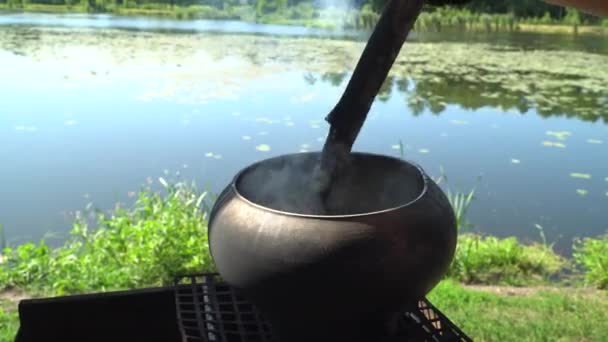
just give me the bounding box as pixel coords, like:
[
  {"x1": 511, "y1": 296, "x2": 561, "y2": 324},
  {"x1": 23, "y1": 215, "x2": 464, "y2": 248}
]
[
  {"x1": 446, "y1": 188, "x2": 475, "y2": 232},
  {"x1": 0, "y1": 225, "x2": 6, "y2": 251}
]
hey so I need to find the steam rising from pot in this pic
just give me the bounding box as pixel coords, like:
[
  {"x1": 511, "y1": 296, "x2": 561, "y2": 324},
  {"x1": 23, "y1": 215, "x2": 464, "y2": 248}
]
[{"x1": 236, "y1": 152, "x2": 424, "y2": 216}]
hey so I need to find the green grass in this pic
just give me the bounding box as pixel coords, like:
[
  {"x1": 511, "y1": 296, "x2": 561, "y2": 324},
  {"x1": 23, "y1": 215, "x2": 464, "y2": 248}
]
[
  {"x1": 429, "y1": 280, "x2": 608, "y2": 341},
  {"x1": 0, "y1": 300, "x2": 18, "y2": 342},
  {"x1": 448, "y1": 234, "x2": 567, "y2": 286},
  {"x1": 573, "y1": 234, "x2": 608, "y2": 289}
]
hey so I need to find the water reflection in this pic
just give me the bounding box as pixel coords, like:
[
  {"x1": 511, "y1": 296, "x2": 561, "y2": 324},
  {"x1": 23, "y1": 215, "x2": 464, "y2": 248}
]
[{"x1": 308, "y1": 71, "x2": 608, "y2": 123}]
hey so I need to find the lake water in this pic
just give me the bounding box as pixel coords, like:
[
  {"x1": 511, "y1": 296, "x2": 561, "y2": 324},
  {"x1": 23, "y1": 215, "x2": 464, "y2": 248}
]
[{"x1": 1, "y1": 13, "x2": 607, "y2": 254}]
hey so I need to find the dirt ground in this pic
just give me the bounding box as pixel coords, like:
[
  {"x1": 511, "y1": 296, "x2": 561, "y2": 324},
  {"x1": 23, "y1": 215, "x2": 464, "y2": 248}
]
[{"x1": 465, "y1": 284, "x2": 606, "y2": 300}]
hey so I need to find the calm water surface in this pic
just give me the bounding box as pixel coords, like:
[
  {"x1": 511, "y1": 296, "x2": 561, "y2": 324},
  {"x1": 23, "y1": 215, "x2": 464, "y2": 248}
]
[{"x1": 1, "y1": 13, "x2": 607, "y2": 254}]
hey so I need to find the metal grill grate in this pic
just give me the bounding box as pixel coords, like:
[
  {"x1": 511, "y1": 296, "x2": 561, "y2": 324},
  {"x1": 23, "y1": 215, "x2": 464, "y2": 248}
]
[
  {"x1": 174, "y1": 273, "x2": 472, "y2": 342},
  {"x1": 406, "y1": 300, "x2": 472, "y2": 342}
]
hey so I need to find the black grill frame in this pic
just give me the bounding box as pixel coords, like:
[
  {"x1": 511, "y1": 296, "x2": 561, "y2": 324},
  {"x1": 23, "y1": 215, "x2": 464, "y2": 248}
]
[{"x1": 174, "y1": 273, "x2": 472, "y2": 342}]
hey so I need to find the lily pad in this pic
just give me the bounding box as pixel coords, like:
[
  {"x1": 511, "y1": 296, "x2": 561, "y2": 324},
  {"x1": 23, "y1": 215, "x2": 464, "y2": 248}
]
[
  {"x1": 391, "y1": 144, "x2": 401, "y2": 150},
  {"x1": 545, "y1": 131, "x2": 571, "y2": 141},
  {"x1": 541, "y1": 141, "x2": 566, "y2": 148},
  {"x1": 418, "y1": 148, "x2": 430, "y2": 154},
  {"x1": 213, "y1": 154, "x2": 223, "y2": 159},
  {"x1": 205, "y1": 152, "x2": 214, "y2": 157},
  {"x1": 576, "y1": 189, "x2": 588, "y2": 196},
  {"x1": 242, "y1": 135, "x2": 252, "y2": 140},
  {"x1": 511, "y1": 159, "x2": 521, "y2": 164},
  {"x1": 256, "y1": 144, "x2": 271, "y2": 152},
  {"x1": 587, "y1": 139, "x2": 603, "y2": 144},
  {"x1": 450, "y1": 120, "x2": 468, "y2": 125},
  {"x1": 570, "y1": 173, "x2": 592, "y2": 180}
]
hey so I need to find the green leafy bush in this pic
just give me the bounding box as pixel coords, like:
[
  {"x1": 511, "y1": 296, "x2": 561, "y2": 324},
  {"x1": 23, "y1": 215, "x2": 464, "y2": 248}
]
[
  {"x1": 0, "y1": 181, "x2": 214, "y2": 296},
  {"x1": 573, "y1": 234, "x2": 608, "y2": 289},
  {"x1": 447, "y1": 234, "x2": 567, "y2": 285}
]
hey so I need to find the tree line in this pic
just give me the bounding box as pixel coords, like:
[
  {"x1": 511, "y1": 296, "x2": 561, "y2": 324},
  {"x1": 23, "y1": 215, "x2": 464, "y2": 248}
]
[{"x1": 0, "y1": 0, "x2": 597, "y2": 23}]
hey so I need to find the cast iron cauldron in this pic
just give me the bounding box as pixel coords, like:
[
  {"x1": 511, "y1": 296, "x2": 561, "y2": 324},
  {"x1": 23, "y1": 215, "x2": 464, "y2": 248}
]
[{"x1": 208, "y1": 152, "x2": 456, "y2": 342}]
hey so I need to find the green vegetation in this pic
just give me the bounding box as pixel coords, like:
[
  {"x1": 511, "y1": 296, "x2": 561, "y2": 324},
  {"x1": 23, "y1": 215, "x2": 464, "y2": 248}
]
[
  {"x1": 446, "y1": 187, "x2": 475, "y2": 231},
  {"x1": 448, "y1": 234, "x2": 567, "y2": 285},
  {"x1": 573, "y1": 234, "x2": 608, "y2": 289},
  {"x1": 0, "y1": 180, "x2": 215, "y2": 296},
  {"x1": 428, "y1": 280, "x2": 608, "y2": 341}
]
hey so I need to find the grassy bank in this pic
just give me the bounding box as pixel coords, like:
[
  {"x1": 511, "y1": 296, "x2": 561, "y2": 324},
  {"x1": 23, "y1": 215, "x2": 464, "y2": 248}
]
[
  {"x1": 0, "y1": 180, "x2": 606, "y2": 341},
  {"x1": 428, "y1": 280, "x2": 608, "y2": 341}
]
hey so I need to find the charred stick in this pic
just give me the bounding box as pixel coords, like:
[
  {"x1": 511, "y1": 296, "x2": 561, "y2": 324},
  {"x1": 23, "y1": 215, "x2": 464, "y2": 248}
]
[{"x1": 317, "y1": 0, "x2": 426, "y2": 203}]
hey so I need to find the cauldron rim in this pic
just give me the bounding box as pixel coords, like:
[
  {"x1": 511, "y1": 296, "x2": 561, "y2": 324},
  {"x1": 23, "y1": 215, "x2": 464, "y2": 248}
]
[{"x1": 230, "y1": 151, "x2": 429, "y2": 219}]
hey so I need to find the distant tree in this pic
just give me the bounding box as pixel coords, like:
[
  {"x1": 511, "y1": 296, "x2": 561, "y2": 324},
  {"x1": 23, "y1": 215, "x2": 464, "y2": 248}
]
[{"x1": 256, "y1": 0, "x2": 287, "y2": 15}]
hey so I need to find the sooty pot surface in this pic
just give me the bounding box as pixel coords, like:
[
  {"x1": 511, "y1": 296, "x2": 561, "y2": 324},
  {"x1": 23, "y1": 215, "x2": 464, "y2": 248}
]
[{"x1": 208, "y1": 152, "x2": 456, "y2": 341}]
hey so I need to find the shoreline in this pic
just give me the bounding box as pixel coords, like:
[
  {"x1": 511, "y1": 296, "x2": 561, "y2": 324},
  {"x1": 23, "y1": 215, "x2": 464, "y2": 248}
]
[{"x1": 1, "y1": 5, "x2": 607, "y2": 35}]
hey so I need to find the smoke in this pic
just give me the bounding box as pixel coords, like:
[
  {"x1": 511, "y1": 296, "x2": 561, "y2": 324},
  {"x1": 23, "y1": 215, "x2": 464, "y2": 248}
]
[
  {"x1": 316, "y1": 0, "x2": 358, "y2": 29},
  {"x1": 317, "y1": 0, "x2": 354, "y2": 11},
  {"x1": 236, "y1": 153, "x2": 424, "y2": 216},
  {"x1": 237, "y1": 153, "x2": 330, "y2": 215}
]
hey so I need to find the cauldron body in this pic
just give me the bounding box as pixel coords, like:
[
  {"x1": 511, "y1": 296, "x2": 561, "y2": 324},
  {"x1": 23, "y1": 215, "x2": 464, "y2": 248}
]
[{"x1": 208, "y1": 152, "x2": 456, "y2": 341}]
